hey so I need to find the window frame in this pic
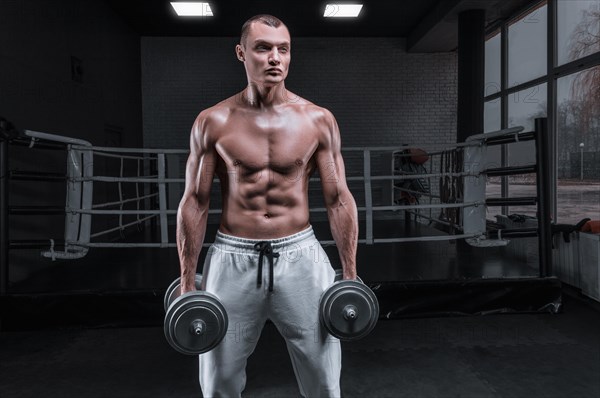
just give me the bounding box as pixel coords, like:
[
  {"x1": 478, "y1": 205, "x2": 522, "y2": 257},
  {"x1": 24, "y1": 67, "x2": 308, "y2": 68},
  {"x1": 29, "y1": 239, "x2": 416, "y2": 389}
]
[{"x1": 483, "y1": 0, "x2": 600, "y2": 219}]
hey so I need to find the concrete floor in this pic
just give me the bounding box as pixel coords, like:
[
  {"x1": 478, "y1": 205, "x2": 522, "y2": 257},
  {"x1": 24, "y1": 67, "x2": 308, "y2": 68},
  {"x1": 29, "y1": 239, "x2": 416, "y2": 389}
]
[
  {"x1": 1, "y1": 213, "x2": 593, "y2": 397},
  {"x1": 1, "y1": 290, "x2": 598, "y2": 398}
]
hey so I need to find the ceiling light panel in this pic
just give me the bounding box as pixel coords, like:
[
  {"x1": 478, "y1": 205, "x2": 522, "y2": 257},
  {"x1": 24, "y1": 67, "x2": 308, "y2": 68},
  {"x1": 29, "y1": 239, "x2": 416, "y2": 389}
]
[
  {"x1": 324, "y1": 4, "x2": 363, "y2": 18},
  {"x1": 171, "y1": 2, "x2": 213, "y2": 17}
]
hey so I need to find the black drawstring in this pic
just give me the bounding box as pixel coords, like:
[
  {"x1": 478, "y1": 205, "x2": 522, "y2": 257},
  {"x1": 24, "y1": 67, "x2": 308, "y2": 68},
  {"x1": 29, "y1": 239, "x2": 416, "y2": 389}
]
[{"x1": 254, "y1": 241, "x2": 280, "y2": 292}]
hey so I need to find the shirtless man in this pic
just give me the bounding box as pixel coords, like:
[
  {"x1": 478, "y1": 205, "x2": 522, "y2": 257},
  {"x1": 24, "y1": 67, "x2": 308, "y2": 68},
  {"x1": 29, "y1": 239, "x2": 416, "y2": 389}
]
[{"x1": 176, "y1": 14, "x2": 358, "y2": 397}]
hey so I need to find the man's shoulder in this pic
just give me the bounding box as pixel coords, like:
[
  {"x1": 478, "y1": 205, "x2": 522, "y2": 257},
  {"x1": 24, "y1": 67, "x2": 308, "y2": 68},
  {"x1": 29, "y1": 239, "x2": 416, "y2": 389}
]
[
  {"x1": 305, "y1": 104, "x2": 336, "y2": 130},
  {"x1": 190, "y1": 100, "x2": 237, "y2": 146},
  {"x1": 286, "y1": 94, "x2": 335, "y2": 122},
  {"x1": 288, "y1": 98, "x2": 339, "y2": 144},
  {"x1": 195, "y1": 99, "x2": 233, "y2": 126}
]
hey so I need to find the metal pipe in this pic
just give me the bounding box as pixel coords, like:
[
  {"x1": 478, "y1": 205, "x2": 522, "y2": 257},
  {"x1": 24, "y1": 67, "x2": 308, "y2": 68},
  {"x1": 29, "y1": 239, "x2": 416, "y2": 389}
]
[
  {"x1": 10, "y1": 137, "x2": 67, "y2": 151},
  {"x1": 535, "y1": 118, "x2": 552, "y2": 277},
  {"x1": 485, "y1": 165, "x2": 537, "y2": 177},
  {"x1": 24, "y1": 130, "x2": 92, "y2": 147},
  {"x1": 579, "y1": 143, "x2": 585, "y2": 181},
  {"x1": 486, "y1": 197, "x2": 538, "y2": 207},
  {"x1": 500, "y1": 22, "x2": 509, "y2": 218},
  {"x1": 483, "y1": 131, "x2": 535, "y2": 146},
  {"x1": 487, "y1": 228, "x2": 538, "y2": 239}
]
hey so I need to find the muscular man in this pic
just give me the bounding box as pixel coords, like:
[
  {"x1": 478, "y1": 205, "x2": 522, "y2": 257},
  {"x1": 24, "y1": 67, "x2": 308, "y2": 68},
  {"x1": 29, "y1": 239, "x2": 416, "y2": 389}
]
[{"x1": 177, "y1": 14, "x2": 358, "y2": 397}]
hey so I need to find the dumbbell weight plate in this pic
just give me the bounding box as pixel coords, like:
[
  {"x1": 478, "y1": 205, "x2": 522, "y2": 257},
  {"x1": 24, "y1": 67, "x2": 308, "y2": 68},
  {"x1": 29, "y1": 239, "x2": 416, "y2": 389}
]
[
  {"x1": 164, "y1": 291, "x2": 228, "y2": 355},
  {"x1": 320, "y1": 280, "x2": 379, "y2": 341},
  {"x1": 164, "y1": 274, "x2": 203, "y2": 312}
]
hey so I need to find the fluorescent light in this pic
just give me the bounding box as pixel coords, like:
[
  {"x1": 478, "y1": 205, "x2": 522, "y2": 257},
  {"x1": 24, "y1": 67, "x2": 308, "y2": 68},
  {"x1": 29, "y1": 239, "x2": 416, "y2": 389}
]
[
  {"x1": 170, "y1": 2, "x2": 213, "y2": 17},
  {"x1": 324, "y1": 4, "x2": 363, "y2": 18}
]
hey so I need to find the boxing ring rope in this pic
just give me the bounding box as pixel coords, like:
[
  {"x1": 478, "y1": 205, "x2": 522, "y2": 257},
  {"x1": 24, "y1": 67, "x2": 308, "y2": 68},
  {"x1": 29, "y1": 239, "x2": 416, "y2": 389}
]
[{"x1": 1, "y1": 121, "x2": 552, "y2": 278}]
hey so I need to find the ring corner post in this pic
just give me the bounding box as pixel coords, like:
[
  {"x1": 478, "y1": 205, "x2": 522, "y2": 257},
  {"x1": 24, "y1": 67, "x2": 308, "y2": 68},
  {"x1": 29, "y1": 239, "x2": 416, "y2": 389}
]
[{"x1": 535, "y1": 117, "x2": 552, "y2": 278}]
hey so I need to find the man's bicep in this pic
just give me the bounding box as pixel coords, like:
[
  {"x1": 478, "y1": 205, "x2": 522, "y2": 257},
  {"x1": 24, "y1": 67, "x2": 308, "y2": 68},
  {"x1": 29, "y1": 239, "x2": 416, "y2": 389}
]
[
  {"x1": 316, "y1": 150, "x2": 345, "y2": 192},
  {"x1": 183, "y1": 119, "x2": 216, "y2": 203},
  {"x1": 316, "y1": 113, "x2": 349, "y2": 202}
]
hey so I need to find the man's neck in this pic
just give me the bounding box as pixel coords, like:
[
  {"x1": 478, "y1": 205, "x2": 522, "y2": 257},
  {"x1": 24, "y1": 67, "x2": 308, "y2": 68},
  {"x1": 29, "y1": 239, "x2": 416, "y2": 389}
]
[{"x1": 243, "y1": 82, "x2": 288, "y2": 109}]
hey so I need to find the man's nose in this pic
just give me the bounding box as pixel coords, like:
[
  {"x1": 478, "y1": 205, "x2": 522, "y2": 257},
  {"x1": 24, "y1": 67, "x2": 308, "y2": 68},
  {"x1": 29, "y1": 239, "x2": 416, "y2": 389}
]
[{"x1": 268, "y1": 50, "x2": 281, "y2": 64}]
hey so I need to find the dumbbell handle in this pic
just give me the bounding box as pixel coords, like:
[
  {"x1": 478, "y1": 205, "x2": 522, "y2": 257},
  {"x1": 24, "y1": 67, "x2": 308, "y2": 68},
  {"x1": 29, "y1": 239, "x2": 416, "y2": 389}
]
[
  {"x1": 343, "y1": 305, "x2": 358, "y2": 321},
  {"x1": 191, "y1": 320, "x2": 206, "y2": 335}
]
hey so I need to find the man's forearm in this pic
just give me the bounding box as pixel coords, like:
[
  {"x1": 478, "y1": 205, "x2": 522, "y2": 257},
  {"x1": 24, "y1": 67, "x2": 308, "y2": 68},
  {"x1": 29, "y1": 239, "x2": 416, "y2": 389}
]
[
  {"x1": 177, "y1": 197, "x2": 209, "y2": 291},
  {"x1": 327, "y1": 191, "x2": 358, "y2": 279}
]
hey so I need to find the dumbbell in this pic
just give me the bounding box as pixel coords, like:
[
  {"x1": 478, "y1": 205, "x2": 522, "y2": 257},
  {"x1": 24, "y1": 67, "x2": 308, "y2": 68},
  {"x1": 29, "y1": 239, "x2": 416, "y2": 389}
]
[
  {"x1": 319, "y1": 269, "x2": 379, "y2": 341},
  {"x1": 164, "y1": 274, "x2": 228, "y2": 355}
]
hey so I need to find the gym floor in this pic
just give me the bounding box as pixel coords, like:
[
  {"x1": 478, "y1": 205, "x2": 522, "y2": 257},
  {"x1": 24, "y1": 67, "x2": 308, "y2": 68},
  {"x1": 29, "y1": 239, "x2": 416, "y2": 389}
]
[
  {"x1": 1, "y1": 291, "x2": 599, "y2": 398},
  {"x1": 2, "y1": 219, "x2": 596, "y2": 397}
]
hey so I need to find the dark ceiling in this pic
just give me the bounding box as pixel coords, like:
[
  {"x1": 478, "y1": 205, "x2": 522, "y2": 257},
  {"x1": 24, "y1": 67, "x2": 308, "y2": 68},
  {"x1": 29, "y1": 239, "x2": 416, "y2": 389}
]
[{"x1": 105, "y1": 0, "x2": 538, "y2": 52}]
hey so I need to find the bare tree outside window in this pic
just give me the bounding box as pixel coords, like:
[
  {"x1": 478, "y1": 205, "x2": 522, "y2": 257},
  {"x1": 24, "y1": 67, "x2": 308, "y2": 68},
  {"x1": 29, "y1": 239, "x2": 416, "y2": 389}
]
[{"x1": 555, "y1": 3, "x2": 600, "y2": 223}]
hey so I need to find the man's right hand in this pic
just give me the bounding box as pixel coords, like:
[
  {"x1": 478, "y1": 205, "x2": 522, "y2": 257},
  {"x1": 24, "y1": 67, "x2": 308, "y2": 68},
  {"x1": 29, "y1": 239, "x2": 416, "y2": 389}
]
[{"x1": 180, "y1": 277, "x2": 198, "y2": 295}]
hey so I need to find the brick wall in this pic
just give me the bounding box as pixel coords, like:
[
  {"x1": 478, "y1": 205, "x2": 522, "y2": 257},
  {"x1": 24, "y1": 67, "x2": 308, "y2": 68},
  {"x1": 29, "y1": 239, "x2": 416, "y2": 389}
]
[
  {"x1": 142, "y1": 37, "x2": 457, "y2": 149},
  {"x1": 141, "y1": 37, "x2": 458, "y2": 220}
]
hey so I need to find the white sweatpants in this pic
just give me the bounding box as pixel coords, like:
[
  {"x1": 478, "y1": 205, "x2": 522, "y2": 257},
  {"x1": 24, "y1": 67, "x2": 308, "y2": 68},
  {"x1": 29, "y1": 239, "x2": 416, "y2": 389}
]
[{"x1": 198, "y1": 226, "x2": 342, "y2": 397}]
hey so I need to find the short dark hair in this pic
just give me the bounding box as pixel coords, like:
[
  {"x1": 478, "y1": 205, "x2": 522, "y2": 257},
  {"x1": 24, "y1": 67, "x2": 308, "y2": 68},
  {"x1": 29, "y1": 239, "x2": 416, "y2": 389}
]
[{"x1": 240, "y1": 14, "x2": 286, "y2": 47}]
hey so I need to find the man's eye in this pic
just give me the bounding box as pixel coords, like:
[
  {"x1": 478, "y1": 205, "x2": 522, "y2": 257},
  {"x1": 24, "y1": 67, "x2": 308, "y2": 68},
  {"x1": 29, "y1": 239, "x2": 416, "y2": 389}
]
[{"x1": 280, "y1": 48, "x2": 289, "y2": 53}]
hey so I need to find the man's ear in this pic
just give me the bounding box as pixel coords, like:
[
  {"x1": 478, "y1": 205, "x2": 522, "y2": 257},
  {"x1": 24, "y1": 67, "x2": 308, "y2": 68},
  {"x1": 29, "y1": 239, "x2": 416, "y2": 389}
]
[{"x1": 235, "y1": 44, "x2": 245, "y2": 62}]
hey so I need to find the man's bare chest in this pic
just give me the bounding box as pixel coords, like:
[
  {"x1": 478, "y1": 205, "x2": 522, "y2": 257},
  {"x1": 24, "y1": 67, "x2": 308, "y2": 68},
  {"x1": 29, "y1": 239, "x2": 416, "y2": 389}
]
[{"x1": 215, "y1": 116, "x2": 319, "y2": 172}]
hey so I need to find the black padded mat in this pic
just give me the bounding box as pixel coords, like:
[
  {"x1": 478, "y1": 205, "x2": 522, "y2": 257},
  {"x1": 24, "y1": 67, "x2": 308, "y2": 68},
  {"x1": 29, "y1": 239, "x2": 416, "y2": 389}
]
[{"x1": 1, "y1": 293, "x2": 598, "y2": 398}]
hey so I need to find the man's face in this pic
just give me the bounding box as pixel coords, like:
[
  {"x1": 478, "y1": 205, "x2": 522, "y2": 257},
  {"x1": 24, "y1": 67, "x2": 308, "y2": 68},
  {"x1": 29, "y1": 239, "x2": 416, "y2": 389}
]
[{"x1": 238, "y1": 22, "x2": 291, "y2": 87}]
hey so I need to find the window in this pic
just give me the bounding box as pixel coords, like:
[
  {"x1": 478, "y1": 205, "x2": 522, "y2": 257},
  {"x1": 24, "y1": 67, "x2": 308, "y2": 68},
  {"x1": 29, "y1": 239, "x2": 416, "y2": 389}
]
[
  {"x1": 483, "y1": 98, "x2": 502, "y2": 175},
  {"x1": 508, "y1": 3, "x2": 547, "y2": 87},
  {"x1": 557, "y1": 0, "x2": 600, "y2": 66},
  {"x1": 506, "y1": 83, "x2": 548, "y2": 216},
  {"x1": 507, "y1": 82, "x2": 548, "y2": 172},
  {"x1": 484, "y1": 0, "x2": 600, "y2": 223},
  {"x1": 485, "y1": 31, "x2": 501, "y2": 96},
  {"x1": 556, "y1": 66, "x2": 600, "y2": 222},
  {"x1": 484, "y1": 99, "x2": 503, "y2": 219},
  {"x1": 484, "y1": 99, "x2": 502, "y2": 133}
]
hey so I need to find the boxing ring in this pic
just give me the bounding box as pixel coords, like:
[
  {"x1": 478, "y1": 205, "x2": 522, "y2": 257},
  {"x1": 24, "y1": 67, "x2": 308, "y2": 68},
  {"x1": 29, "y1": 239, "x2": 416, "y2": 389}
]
[{"x1": 0, "y1": 118, "x2": 560, "y2": 322}]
